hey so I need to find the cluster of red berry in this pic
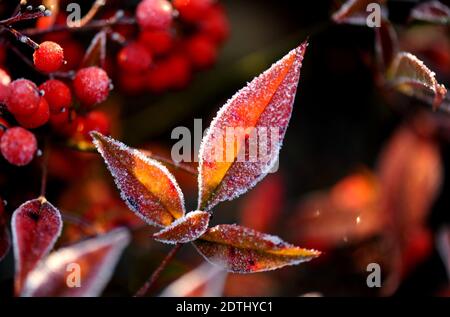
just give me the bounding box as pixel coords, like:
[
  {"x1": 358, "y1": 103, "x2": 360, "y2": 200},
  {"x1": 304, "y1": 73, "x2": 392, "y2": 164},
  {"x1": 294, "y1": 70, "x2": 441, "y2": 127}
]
[
  {"x1": 0, "y1": 0, "x2": 229, "y2": 167},
  {"x1": 117, "y1": 0, "x2": 229, "y2": 94},
  {"x1": 0, "y1": 41, "x2": 111, "y2": 166}
]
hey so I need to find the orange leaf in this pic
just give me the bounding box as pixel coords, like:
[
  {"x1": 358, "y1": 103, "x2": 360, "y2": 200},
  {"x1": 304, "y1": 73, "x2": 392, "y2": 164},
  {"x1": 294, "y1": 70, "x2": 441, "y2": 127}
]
[
  {"x1": 332, "y1": 0, "x2": 387, "y2": 25},
  {"x1": 198, "y1": 43, "x2": 307, "y2": 211},
  {"x1": 153, "y1": 210, "x2": 210, "y2": 244},
  {"x1": 388, "y1": 52, "x2": 448, "y2": 110},
  {"x1": 194, "y1": 224, "x2": 320, "y2": 273},
  {"x1": 21, "y1": 228, "x2": 130, "y2": 297},
  {"x1": 12, "y1": 197, "x2": 62, "y2": 295},
  {"x1": 92, "y1": 132, "x2": 185, "y2": 227}
]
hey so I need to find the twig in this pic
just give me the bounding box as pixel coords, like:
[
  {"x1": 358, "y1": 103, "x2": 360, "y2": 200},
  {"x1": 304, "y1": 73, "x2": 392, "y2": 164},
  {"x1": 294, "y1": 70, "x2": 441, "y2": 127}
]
[
  {"x1": 134, "y1": 243, "x2": 183, "y2": 297},
  {"x1": 69, "y1": 0, "x2": 107, "y2": 28}
]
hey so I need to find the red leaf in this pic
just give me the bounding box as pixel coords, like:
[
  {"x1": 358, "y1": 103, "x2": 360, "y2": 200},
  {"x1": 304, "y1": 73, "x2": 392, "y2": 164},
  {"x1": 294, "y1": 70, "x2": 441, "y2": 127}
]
[
  {"x1": 12, "y1": 197, "x2": 62, "y2": 295},
  {"x1": 160, "y1": 262, "x2": 226, "y2": 297},
  {"x1": 153, "y1": 210, "x2": 210, "y2": 244},
  {"x1": 81, "y1": 30, "x2": 107, "y2": 69},
  {"x1": 198, "y1": 43, "x2": 307, "y2": 211},
  {"x1": 92, "y1": 132, "x2": 186, "y2": 227},
  {"x1": 375, "y1": 19, "x2": 399, "y2": 72},
  {"x1": 21, "y1": 228, "x2": 130, "y2": 297},
  {"x1": 332, "y1": 0, "x2": 387, "y2": 25},
  {"x1": 388, "y1": 52, "x2": 448, "y2": 110},
  {"x1": 0, "y1": 200, "x2": 10, "y2": 262},
  {"x1": 410, "y1": 1, "x2": 450, "y2": 25},
  {"x1": 194, "y1": 224, "x2": 320, "y2": 273}
]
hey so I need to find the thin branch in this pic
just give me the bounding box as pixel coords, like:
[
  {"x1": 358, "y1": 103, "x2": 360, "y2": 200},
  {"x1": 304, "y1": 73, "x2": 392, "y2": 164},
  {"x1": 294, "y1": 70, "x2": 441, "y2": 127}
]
[
  {"x1": 0, "y1": 7, "x2": 47, "y2": 27},
  {"x1": 69, "y1": 0, "x2": 107, "y2": 28},
  {"x1": 134, "y1": 243, "x2": 183, "y2": 297}
]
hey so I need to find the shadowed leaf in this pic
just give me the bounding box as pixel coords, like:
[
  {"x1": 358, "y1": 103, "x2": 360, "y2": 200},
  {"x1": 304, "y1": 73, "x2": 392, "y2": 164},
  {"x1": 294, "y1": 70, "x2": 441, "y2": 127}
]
[
  {"x1": 153, "y1": 210, "x2": 210, "y2": 244},
  {"x1": 92, "y1": 132, "x2": 185, "y2": 227},
  {"x1": 198, "y1": 43, "x2": 307, "y2": 211},
  {"x1": 388, "y1": 52, "x2": 447, "y2": 110},
  {"x1": 160, "y1": 262, "x2": 226, "y2": 297},
  {"x1": 194, "y1": 224, "x2": 320, "y2": 273},
  {"x1": 375, "y1": 19, "x2": 398, "y2": 72},
  {"x1": 81, "y1": 30, "x2": 107, "y2": 69},
  {"x1": 410, "y1": 1, "x2": 450, "y2": 25},
  {"x1": 12, "y1": 198, "x2": 62, "y2": 295},
  {"x1": 332, "y1": 0, "x2": 387, "y2": 25},
  {"x1": 21, "y1": 228, "x2": 130, "y2": 297}
]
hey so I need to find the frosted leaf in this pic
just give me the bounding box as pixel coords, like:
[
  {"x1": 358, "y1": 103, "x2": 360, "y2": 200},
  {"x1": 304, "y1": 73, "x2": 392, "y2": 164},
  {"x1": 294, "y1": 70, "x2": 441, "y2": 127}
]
[
  {"x1": 0, "y1": 202, "x2": 10, "y2": 262},
  {"x1": 81, "y1": 30, "x2": 106, "y2": 68},
  {"x1": 194, "y1": 224, "x2": 320, "y2": 273},
  {"x1": 91, "y1": 132, "x2": 185, "y2": 227},
  {"x1": 388, "y1": 52, "x2": 447, "y2": 110},
  {"x1": 11, "y1": 197, "x2": 63, "y2": 295},
  {"x1": 159, "y1": 262, "x2": 226, "y2": 297},
  {"x1": 198, "y1": 43, "x2": 307, "y2": 211},
  {"x1": 21, "y1": 228, "x2": 130, "y2": 297},
  {"x1": 153, "y1": 210, "x2": 210, "y2": 244},
  {"x1": 409, "y1": 1, "x2": 450, "y2": 25},
  {"x1": 332, "y1": 0, "x2": 387, "y2": 25},
  {"x1": 437, "y1": 227, "x2": 450, "y2": 281}
]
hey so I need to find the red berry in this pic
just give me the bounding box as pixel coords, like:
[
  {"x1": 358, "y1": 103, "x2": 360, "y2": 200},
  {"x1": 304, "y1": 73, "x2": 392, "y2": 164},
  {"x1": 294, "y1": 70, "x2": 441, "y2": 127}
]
[
  {"x1": 165, "y1": 54, "x2": 192, "y2": 89},
  {"x1": 60, "y1": 40, "x2": 84, "y2": 71},
  {"x1": 118, "y1": 71, "x2": 147, "y2": 95},
  {"x1": 185, "y1": 35, "x2": 217, "y2": 69},
  {"x1": 0, "y1": 127, "x2": 37, "y2": 166},
  {"x1": 136, "y1": 0, "x2": 173, "y2": 30},
  {"x1": 0, "y1": 67, "x2": 11, "y2": 104},
  {"x1": 146, "y1": 62, "x2": 172, "y2": 93},
  {"x1": 73, "y1": 67, "x2": 111, "y2": 106},
  {"x1": 117, "y1": 43, "x2": 152, "y2": 73},
  {"x1": 33, "y1": 41, "x2": 65, "y2": 73},
  {"x1": 39, "y1": 79, "x2": 72, "y2": 114},
  {"x1": 50, "y1": 109, "x2": 70, "y2": 128},
  {"x1": 200, "y1": 5, "x2": 229, "y2": 44},
  {"x1": 138, "y1": 30, "x2": 173, "y2": 56},
  {"x1": 6, "y1": 79, "x2": 40, "y2": 116},
  {"x1": 0, "y1": 117, "x2": 9, "y2": 139},
  {"x1": 15, "y1": 97, "x2": 50, "y2": 129},
  {"x1": 173, "y1": 0, "x2": 213, "y2": 22},
  {"x1": 85, "y1": 111, "x2": 110, "y2": 136}
]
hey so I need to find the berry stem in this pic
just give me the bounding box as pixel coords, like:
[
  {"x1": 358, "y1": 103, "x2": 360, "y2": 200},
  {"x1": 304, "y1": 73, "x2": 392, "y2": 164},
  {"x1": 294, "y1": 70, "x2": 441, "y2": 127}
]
[
  {"x1": 0, "y1": 9, "x2": 47, "y2": 27},
  {"x1": 1, "y1": 26, "x2": 39, "y2": 50},
  {"x1": 134, "y1": 243, "x2": 183, "y2": 297}
]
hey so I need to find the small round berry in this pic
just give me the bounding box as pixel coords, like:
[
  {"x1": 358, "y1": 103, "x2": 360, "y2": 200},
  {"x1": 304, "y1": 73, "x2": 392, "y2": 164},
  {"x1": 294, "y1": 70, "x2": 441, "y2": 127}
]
[
  {"x1": 117, "y1": 43, "x2": 152, "y2": 73},
  {"x1": 0, "y1": 127, "x2": 37, "y2": 166},
  {"x1": 185, "y1": 35, "x2": 217, "y2": 69},
  {"x1": 73, "y1": 67, "x2": 111, "y2": 106},
  {"x1": 6, "y1": 79, "x2": 40, "y2": 116},
  {"x1": 0, "y1": 117, "x2": 9, "y2": 139},
  {"x1": 173, "y1": 0, "x2": 212, "y2": 22},
  {"x1": 200, "y1": 5, "x2": 229, "y2": 44},
  {"x1": 60, "y1": 40, "x2": 84, "y2": 71},
  {"x1": 85, "y1": 111, "x2": 110, "y2": 136},
  {"x1": 165, "y1": 54, "x2": 191, "y2": 89},
  {"x1": 15, "y1": 97, "x2": 50, "y2": 129},
  {"x1": 138, "y1": 30, "x2": 173, "y2": 56},
  {"x1": 118, "y1": 71, "x2": 147, "y2": 95},
  {"x1": 39, "y1": 79, "x2": 72, "y2": 114},
  {"x1": 136, "y1": 0, "x2": 173, "y2": 30},
  {"x1": 33, "y1": 41, "x2": 64, "y2": 73},
  {"x1": 146, "y1": 62, "x2": 172, "y2": 93},
  {"x1": 0, "y1": 68, "x2": 11, "y2": 104}
]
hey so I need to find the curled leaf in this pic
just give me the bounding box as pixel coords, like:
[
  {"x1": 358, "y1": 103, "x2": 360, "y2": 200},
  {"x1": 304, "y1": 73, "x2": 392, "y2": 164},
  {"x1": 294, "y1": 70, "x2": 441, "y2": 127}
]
[
  {"x1": 153, "y1": 210, "x2": 210, "y2": 244},
  {"x1": 198, "y1": 43, "x2": 307, "y2": 211},
  {"x1": 21, "y1": 228, "x2": 130, "y2": 297},
  {"x1": 388, "y1": 52, "x2": 448, "y2": 110},
  {"x1": 410, "y1": 1, "x2": 450, "y2": 25},
  {"x1": 332, "y1": 0, "x2": 387, "y2": 25},
  {"x1": 92, "y1": 132, "x2": 186, "y2": 227},
  {"x1": 12, "y1": 198, "x2": 63, "y2": 295},
  {"x1": 194, "y1": 224, "x2": 320, "y2": 273},
  {"x1": 160, "y1": 262, "x2": 226, "y2": 297}
]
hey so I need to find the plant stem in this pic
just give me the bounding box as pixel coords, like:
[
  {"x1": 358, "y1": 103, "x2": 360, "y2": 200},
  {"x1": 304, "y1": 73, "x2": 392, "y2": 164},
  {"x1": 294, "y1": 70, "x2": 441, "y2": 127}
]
[{"x1": 134, "y1": 243, "x2": 183, "y2": 297}]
